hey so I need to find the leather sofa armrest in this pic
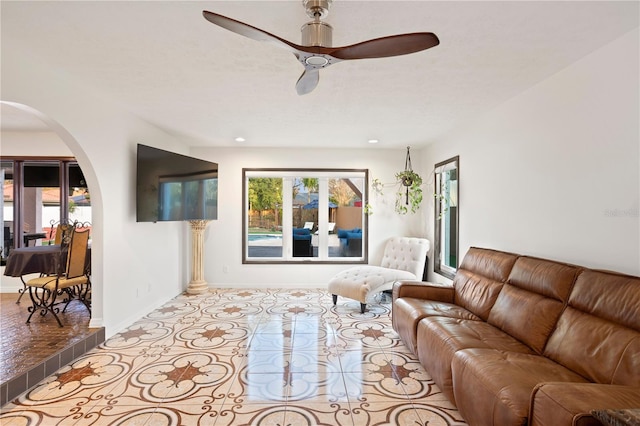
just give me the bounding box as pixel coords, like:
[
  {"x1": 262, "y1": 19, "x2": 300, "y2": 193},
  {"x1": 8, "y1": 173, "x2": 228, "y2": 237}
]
[
  {"x1": 530, "y1": 382, "x2": 640, "y2": 426},
  {"x1": 392, "y1": 280, "x2": 455, "y2": 303}
]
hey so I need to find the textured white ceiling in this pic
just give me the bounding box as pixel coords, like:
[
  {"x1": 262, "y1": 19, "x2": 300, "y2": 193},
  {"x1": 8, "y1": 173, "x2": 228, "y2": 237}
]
[{"x1": 1, "y1": 1, "x2": 638, "y2": 149}]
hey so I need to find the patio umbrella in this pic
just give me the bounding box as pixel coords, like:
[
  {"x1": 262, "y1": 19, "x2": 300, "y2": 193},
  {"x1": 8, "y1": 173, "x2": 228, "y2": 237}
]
[{"x1": 303, "y1": 199, "x2": 337, "y2": 209}]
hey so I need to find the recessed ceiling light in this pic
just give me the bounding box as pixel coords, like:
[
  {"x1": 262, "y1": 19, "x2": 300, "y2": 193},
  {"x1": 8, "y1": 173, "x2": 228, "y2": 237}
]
[
  {"x1": 235, "y1": 137, "x2": 246, "y2": 142},
  {"x1": 368, "y1": 139, "x2": 379, "y2": 144}
]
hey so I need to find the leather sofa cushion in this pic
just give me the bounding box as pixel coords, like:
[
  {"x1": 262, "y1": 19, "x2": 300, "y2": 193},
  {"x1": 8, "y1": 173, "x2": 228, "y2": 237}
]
[
  {"x1": 392, "y1": 297, "x2": 481, "y2": 356},
  {"x1": 487, "y1": 285, "x2": 565, "y2": 354},
  {"x1": 544, "y1": 307, "x2": 640, "y2": 386},
  {"x1": 568, "y1": 269, "x2": 640, "y2": 332},
  {"x1": 453, "y1": 269, "x2": 504, "y2": 321},
  {"x1": 457, "y1": 247, "x2": 519, "y2": 282},
  {"x1": 544, "y1": 269, "x2": 640, "y2": 386},
  {"x1": 453, "y1": 248, "x2": 518, "y2": 321},
  {"x1": 487, "y1": 256, "x2": 581, "y2": 353},
  {"x1": 507, "y1": 255, "x2": 580, "y2": 301},
  {"x1": 417, "y1": 317, "x2": 534, "y2": 403},
  {"x1": 452, "y1": 348, "x2": 588, "y2": 426}
]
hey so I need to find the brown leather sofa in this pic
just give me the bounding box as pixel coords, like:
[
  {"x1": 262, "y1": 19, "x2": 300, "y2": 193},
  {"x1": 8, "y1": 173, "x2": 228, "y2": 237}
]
[{"x1": 392, "y1": 247, "x2": 640, "y2": 426}]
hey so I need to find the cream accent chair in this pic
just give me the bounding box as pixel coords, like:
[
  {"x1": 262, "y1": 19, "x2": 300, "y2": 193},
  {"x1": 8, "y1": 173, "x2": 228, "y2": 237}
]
[{"x1": 328, "y1": 236, "x2": 429, "y2": 313}]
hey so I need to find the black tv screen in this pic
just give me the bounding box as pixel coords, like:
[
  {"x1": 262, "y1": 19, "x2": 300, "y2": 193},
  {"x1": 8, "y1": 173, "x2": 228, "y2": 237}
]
[{"x1": 136, "y1": 144, "x2": 218, "y2": 222}]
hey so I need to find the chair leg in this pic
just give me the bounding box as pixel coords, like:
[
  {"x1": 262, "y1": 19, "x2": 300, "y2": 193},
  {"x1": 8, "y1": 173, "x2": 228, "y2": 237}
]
[
  {"x1": 26, "y1": 285, "x2": 64, "y2": 327},
  {"x1": 60, "y1": 288, "x2": 75, "y2": 313},
  {"x1": 26, "y1": 286, "x2": 42, "y2": 324},
  {"x1": 332, "y1": 294, "x2": 337, "y2": 305},
  {"x1": 360, "y1": 303, "x2": 366, "y2": 314},
  {"x1": 78, "y1": 280, "x2": 92, "y2": 313}
]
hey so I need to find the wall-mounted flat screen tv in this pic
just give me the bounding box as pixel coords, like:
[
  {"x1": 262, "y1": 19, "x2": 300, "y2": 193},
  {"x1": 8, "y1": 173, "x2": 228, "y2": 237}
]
[{"x1": 136, "y1": 144, "x2": 218, "y2": 222}]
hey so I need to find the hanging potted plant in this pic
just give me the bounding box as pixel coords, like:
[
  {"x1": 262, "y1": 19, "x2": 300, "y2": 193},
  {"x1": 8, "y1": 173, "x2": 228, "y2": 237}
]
[
  {"x1": 394, "y1": 146, "x2": 423, "y2": 215},
  {"x1": 365, "y1": 148, "x2": 424, "y2": 215}
]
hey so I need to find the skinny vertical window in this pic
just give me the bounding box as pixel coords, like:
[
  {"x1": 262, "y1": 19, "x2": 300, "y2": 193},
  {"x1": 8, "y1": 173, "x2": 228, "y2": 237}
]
[{"x1": 434, "y1": 156, "x2": 459, "y2": 279}]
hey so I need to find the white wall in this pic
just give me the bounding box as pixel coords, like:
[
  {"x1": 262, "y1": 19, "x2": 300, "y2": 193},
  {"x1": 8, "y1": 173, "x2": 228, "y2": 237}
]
[
  {"x1": 422, "y1": 28, "x2": 640, "y2": 279},
  {"x1": 190, "y1": 146, "x2": 426, "y2": 287},
  {"x1": 1, "y1": 44, "x2": 193, "y2": 337},
  {"x1": 0, "y1": 131, "x2": 72, "y2": 156}
]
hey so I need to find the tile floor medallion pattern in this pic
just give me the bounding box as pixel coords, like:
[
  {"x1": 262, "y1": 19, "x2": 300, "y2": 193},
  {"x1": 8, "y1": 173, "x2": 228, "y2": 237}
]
[{"x1": 0, "y1": 289, "x2": 467, "y2": 425}]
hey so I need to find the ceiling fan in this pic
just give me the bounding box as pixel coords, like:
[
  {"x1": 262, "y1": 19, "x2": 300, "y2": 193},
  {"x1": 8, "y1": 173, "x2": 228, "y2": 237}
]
[{"x1": 203, "y1": 0, "x2": 439, "y2": 95}]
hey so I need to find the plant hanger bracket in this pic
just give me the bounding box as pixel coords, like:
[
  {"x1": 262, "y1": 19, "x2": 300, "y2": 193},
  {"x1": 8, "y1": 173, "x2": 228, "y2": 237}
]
[
  {"x1": 403, "y1": 146, "x2": 412, "y2": 204},
  {"x1": 404, "y1": 146, "x2": 412, "y2": 174}
]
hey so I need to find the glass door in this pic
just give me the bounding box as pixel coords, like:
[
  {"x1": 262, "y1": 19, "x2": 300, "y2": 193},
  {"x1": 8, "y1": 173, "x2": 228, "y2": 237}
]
[{"x1": 23, "y1": 161, "x2": 61, "y2": 247}]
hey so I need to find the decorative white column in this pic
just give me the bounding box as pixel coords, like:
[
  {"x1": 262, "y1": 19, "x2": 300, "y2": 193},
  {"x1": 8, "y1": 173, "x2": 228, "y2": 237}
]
[{"x1": 187, "y1": 220, "x2": 210, "y2": 295}]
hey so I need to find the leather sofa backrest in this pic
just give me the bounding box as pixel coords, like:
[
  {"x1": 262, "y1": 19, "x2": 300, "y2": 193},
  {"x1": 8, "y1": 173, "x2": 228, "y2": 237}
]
[
  {"x1": 453, "y1": 247, "x2": 518, "y2": 321},
  {"x1": 543, "y1": 269, "x2": 640, "y2": 386},
  {"x1": 487, "y1": 256, "x2": 581, "y2": 354},
  {"x1": 380, "y1": 237, "x2": 430, "y2": 277}
]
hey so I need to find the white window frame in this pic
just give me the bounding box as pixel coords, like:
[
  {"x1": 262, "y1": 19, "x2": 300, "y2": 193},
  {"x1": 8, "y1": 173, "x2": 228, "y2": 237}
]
[{"x1": 243, "y1": 168, "x2": 368, "y2": 264}]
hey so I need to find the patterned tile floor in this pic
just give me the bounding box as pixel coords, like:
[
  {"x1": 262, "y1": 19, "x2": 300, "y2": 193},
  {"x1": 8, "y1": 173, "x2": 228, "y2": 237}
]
[{"x1": 0, "y1": 289, "x2": 467, "y2": 425}]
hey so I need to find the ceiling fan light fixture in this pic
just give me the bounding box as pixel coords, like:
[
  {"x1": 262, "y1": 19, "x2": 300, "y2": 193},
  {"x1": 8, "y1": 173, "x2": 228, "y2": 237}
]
[
  {"x1": 305, "y1": 56, "x2": 329, "y2": 66},
  {"x1": 202, "y1": 0, "x2": 439, "y2": 95}
]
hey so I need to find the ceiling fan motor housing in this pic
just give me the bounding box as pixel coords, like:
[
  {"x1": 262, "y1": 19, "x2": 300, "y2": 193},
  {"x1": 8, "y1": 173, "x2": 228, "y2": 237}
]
[{"x1": 301, "y1": 20, "x2": 332, "y2": 47}]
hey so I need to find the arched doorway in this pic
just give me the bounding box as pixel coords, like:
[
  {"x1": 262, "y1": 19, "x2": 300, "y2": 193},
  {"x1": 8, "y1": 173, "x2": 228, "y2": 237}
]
[{"x1": 0, "y1": 101, "x2": 104, "y2": 404}]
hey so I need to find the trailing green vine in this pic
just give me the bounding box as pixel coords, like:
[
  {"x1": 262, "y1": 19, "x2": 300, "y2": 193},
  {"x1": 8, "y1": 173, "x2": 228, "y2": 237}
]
[{"x1": 394, "y1": 170, "x2": 423, "y2": 214}]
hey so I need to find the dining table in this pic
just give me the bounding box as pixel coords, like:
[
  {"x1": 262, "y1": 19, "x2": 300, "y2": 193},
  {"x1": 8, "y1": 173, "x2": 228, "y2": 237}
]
[{"x1": 3, "y1": 244, "x2": 91, "y2": 303}]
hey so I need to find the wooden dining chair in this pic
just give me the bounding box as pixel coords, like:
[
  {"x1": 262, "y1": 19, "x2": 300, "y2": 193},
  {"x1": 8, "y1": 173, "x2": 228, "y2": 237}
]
[
  {"x1": 48, "y1": 220, "x2": 75, "y2": 246},
  {"x1": 25, "y1": 228, "x2": 91, "y2": 327},
  {"x1": 54, "y1": 223, "x2": 74, "y2": 245},
  {"x1": 37, "y1": 222, "x2": 75, "y2": 283}
]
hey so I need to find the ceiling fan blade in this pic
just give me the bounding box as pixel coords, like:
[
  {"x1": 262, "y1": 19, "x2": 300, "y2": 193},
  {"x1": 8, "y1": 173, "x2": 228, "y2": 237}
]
[
  {"x1": 203, "y1": 11, "x2": 301, "y2": 53},
  {"x1": 296, "y1": 69, "x2": 320, "y2": 95},
  {"x1": 330, "y1": 33, "x2": 439, "y2": 60}
]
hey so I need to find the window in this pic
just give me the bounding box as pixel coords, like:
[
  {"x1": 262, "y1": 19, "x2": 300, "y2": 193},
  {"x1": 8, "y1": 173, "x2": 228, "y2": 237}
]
[
  {"x1": 243, "y1": 169, "x2": 368, "y2": 264},
  {"x1": 434, "y1": 156, "x2": 459, "y2": 279},
  {"x1": 1, "y1": 157, "x2": 90, "y2": 258}
]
